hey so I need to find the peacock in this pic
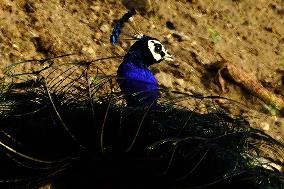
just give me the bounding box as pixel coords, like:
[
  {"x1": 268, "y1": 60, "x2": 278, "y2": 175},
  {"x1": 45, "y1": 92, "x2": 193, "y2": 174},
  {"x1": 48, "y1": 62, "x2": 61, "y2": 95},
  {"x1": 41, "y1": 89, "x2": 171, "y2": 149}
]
[{"x1": 0, "y1": 9, "x2": 283, "y2": 189}]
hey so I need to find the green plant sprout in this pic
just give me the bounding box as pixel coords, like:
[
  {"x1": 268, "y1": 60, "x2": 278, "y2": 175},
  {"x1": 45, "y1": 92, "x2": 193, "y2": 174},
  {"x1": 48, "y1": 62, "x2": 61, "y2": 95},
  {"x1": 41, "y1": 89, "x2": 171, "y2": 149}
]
[{"x1": 208, "y1": 27, "x2": 222, "y2": 43}]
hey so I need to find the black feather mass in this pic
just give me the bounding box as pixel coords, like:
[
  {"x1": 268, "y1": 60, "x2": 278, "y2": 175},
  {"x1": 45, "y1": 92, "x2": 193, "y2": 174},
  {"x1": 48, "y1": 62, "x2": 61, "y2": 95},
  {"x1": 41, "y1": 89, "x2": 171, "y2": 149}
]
[{"x1": 0, "y1": 56, "x2": 282, "y2": 189}]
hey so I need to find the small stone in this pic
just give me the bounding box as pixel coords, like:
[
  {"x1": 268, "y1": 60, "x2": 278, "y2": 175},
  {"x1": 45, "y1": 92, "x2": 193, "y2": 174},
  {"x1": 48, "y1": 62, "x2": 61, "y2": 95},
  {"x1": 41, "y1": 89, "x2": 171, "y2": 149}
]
[
  {"x1": 93, "y1": 32, "x2": 101, "y2": 40},
  {"x1": 81, "y1": 46, "x2": 95, "y2": 55},
  {"x1": 172, "y1": 32, "x2": 190, "y2": 42},
  {"x1": 260, "y1": 122, "x2": 270, "y2": 131},
  {"x1": 100, "y1": 24, "x2": 109, "y2": 33},
  {"x1": 90, "y1": 5, "x2": 100, "y2": 12},
  {"x1": 29, "y1": 31, "x2": 39, "y2": 38},
  {"x1": 175, "y1": 78, "x2": 184, "y2": 87},
  {"x1": 164, "y1": 34, "x2": 174, "y2": 44},
  {"x1": 12, "y1": 44, "x2": 19, "y2": 50},
  {"x1": 92, "y1": 13, "x2": 98, "y2": 20}
]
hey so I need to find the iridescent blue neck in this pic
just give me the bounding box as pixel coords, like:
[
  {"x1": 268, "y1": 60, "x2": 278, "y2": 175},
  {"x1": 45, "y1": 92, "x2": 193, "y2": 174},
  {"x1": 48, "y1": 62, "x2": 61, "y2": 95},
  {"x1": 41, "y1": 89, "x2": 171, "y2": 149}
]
[
  {"x1": 123, "y1": 48, "x2": 148, "y2": 68},
  {"x1": 117, "y1": 53, "x2": 159, "y2": 107},
  {"x1": 122, "y1": 35, "x2": 156, "y2": 67}
]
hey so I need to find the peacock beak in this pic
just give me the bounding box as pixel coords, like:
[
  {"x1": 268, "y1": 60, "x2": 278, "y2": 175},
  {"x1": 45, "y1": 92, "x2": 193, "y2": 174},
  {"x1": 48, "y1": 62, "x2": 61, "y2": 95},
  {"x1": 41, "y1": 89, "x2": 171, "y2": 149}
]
[{"x1": 164, "y1": 52, "x2": 174, "y2": 61}]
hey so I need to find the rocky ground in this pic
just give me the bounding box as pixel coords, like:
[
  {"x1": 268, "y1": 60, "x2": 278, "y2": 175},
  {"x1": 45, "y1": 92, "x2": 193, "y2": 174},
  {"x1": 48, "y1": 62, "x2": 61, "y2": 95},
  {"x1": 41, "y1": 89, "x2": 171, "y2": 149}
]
[{"x1": 0, "y1": 0, "x2": 283, "y2": 187}]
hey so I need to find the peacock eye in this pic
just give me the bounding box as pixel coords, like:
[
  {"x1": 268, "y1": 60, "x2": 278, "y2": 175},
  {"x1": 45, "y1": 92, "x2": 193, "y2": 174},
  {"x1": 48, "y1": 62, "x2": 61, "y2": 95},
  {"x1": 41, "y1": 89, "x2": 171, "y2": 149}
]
[{"x1": 154, "y1": 43, "x2": 162, "y2": 53}]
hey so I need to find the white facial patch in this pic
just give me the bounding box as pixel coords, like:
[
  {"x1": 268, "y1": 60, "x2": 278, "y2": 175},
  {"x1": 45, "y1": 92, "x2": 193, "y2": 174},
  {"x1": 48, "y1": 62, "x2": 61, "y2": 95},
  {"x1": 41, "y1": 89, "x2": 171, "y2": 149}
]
[{"x1": 147, "y1": 40, "x2": 173, "y2": 62}]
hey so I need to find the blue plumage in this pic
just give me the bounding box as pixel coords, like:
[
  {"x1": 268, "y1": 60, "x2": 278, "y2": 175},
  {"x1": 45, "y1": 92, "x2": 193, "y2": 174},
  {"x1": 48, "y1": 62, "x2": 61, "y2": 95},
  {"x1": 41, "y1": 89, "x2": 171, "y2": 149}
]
[
  {"x1": 117, "y1": 36, "x2": 173, "y2": 106},
  {"x1": 111, "y1": 13, "x2": 173, "y2": 107},
  {"x1": 117, "y1": 36, "x2": 160, "y2": 106}
]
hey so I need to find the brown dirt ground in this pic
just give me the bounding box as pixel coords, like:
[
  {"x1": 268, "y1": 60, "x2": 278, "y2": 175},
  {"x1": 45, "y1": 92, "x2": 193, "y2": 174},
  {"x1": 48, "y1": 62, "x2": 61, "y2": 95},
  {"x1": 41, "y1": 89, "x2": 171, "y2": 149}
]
[{"x1": 0, "y1": 0, "x2": 284, "y2": 186}]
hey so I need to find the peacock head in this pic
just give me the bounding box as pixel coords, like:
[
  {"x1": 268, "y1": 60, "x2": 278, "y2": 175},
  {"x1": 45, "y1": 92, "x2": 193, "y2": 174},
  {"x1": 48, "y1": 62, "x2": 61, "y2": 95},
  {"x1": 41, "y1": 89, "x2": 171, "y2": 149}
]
[{"x1": 127, "y1": 35, "x2": 174, "y2": 66}]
